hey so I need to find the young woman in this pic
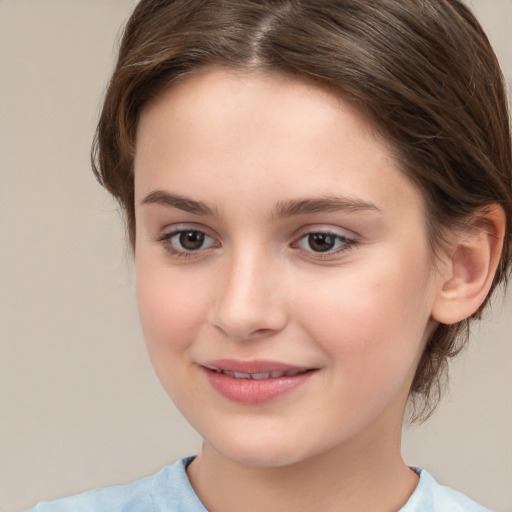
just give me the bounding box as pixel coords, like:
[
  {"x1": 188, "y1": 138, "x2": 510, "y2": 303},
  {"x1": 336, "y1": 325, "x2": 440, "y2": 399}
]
[{"x1": 29, "y1": 1, "x2": 511, "y2": 510}]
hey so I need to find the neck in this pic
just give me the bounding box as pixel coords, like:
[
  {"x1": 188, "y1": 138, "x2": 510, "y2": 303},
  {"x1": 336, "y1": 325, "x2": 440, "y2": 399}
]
[{"x1": 187, "y1": 421, "x2": 418, "y2": 512}]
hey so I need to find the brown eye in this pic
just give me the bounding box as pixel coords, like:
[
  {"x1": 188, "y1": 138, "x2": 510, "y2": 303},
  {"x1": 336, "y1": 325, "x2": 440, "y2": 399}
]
[
  {"x1": 307, "y1": 233, "x2": 336, "y2": 252},
  {"x1": 179, "y1": 230, "x2": 205, "y2": 250},
  {"x1": 294, "y1": 231, "x2": 356, "y2": 256},
  {"x1": 158, "y1": 229, "x2": 218, "y2": 256}
]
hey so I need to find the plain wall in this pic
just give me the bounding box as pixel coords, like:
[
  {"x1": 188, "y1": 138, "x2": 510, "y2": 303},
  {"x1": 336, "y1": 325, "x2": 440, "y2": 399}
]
[{"x1": 0, "y1": 1, "x2": 510, "y2": 511}]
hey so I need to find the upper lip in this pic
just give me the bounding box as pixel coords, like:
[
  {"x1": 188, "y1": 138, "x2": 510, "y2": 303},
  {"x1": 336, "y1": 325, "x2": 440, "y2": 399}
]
[{"x1": 200, "y1": 359, "x2": 315, "y2": 377}]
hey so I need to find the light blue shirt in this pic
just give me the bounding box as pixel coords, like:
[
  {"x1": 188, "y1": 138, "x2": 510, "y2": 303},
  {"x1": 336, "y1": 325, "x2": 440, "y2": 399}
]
[{"x1": 28, "y1": 456, "x2": 490, "y2": 511}]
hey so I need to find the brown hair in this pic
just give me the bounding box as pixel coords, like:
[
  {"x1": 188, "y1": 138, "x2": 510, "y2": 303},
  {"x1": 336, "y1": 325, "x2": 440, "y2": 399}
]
[{"x1": 92, "y1": 0, "x2": 512, "y2": 420}]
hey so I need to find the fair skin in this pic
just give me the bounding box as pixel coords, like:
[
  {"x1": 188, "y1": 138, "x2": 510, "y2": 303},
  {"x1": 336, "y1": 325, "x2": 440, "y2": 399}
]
[{"x1": 133, "y1": 68, "x2": 504, "y2": 512}]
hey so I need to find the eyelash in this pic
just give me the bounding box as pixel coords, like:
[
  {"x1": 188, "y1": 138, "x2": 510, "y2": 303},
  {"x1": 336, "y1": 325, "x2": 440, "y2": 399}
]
[
  {"x1": 156, "y1": 228, "x2": 358, "y2": 260},
  {"x1": 292, "y1": 231, "x2": 358, "y2": 259},
  {"x1": 156, "y1": 228, "x2": 219, "y2": 259}
]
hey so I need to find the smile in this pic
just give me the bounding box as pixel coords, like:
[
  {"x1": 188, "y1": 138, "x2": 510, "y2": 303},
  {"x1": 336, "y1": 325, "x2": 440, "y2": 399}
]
[
  {"x1": 211, "y1": 369, "x2": 309, "y2": 380},
  {"x1": 200, "y1": 360, "x2": 316, "y2": 405}
]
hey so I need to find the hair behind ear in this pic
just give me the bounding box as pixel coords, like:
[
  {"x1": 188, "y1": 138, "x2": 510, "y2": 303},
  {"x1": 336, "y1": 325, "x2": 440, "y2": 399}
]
[
  {"x1": 409, "y1": 204, "x2": 506, "y2": 422},
  {"x1": 431, "y1": 205, "x2": 506, "y2": 325}
]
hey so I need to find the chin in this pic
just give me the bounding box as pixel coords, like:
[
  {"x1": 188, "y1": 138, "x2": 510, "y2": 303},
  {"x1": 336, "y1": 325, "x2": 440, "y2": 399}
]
[{"x1": 204, "y1": 430, "x2": 327, "y2": 469}]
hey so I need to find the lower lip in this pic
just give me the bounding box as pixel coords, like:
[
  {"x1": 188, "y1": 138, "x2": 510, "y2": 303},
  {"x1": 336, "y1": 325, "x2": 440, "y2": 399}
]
[{"x1": 202, "y1": 368, "x2": 314, "y2": 405}]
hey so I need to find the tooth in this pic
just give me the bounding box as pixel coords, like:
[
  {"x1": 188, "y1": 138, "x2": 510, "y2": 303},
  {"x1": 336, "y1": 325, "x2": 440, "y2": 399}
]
[
  {"x1": 252, "y1": 372, "x2": 271, "y2": 380},
  {"x1": 218, "y1": 369, "x2": 306, "y2": 379},
  {"x1": 234, "y1": 372, "x2": 251, "y2": 379}
]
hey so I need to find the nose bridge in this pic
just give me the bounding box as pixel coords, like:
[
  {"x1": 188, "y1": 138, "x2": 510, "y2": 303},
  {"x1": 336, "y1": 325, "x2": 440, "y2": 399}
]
[{"x1": 211, "y1": 243, "x2": 287, "y2": 340}]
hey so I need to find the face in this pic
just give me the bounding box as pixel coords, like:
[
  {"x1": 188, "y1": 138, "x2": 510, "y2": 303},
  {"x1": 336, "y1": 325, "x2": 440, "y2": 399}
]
[{"x1": 134, "y1": 68, "x2": 442, "y2": 468}]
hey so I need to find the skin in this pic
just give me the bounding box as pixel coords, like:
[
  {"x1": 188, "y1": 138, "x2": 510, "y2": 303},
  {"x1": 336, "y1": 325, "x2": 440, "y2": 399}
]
[{"x1": 132, "y1": 67, "x2": 495, "y2": 512}]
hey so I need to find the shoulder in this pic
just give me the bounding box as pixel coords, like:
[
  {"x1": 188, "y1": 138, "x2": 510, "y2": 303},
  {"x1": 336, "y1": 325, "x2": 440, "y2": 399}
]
[
  {"x1": 28, "y1": 456, "x2": 206, "y2": 512},
  {"x1": 401, "y1": 468, "x2": 491, "y2": 512}
]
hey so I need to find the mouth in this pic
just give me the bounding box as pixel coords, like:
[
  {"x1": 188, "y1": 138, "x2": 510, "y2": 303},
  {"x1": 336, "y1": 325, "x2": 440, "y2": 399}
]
[
  {"x1": 205, "y1": 368, "x2": 311, "y2": 380},
  {"x1": 200, "y1": 359, "x2": 317, "y2": 405}
]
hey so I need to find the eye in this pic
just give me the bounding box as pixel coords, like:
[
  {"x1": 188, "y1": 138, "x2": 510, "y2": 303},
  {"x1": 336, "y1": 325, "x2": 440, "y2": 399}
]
[
  {"x1": 294, "y1": 231, "x2": 356, "y2": 255},
  {"x1": 157, "y1": 228, "x2": 218, "y2": 255}
]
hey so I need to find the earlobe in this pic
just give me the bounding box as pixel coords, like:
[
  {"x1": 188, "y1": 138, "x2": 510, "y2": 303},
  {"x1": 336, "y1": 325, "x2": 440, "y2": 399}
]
[{"x1": 431, "y1": 205, "x2": 505, "y2": 325}]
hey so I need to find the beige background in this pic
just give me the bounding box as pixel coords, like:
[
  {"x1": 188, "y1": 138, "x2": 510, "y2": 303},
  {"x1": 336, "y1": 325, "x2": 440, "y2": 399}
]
[{"x1": 0, "y1": 1, "x2": 511, "y2": 511}]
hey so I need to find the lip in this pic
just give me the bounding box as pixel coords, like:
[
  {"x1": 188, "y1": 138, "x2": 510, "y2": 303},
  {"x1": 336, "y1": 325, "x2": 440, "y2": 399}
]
[{"x1": 200, "y1": 359, "x2": 317, "y2": 405}]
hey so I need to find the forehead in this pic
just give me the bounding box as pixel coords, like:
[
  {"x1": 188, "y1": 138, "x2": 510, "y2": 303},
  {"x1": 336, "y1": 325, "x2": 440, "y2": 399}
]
[
  {"x1": 135, "y1": 68, "x2": 385, "y2": 165},
  {"x1": 134, "y1": 67, "x2": 422, "y2": 220}
]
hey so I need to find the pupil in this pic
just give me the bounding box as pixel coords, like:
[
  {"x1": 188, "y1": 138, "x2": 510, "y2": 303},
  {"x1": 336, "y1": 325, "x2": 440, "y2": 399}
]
[
  {"x1": 179, "y1": 231, "x2": 205, "y2": 250},
  {"x1": 308, "y1": 233, "x2": 335, "y2": 252}
]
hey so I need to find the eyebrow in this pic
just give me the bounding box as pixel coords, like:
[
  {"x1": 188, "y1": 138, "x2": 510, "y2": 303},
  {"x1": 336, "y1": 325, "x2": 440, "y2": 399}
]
[
  {"x1": 140, "y1": 190, "x2": 215, "y2": 216},
  {"x1": 140, "y1": 190, "x2": 381, "y2": 218},
  {"x1": 272, "y1": 196, "x2": 381, "y2": 218}
]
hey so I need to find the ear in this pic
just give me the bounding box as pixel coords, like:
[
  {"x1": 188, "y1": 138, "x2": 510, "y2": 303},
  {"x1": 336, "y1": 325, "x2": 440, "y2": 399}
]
[{"x1": 431, "y1": 205, "x2": 506, "y2": 325}]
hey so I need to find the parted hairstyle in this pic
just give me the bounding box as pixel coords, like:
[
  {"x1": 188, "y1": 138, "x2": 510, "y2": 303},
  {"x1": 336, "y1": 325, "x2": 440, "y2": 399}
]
[{"x1": 92, "y1": 0, "x2": 512, "y2": 421}]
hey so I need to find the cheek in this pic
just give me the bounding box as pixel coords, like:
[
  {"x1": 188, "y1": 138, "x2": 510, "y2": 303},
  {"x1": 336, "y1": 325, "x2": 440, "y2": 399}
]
[
  {"x1": 295, "y1": 253, "x2": 433, "y2": 385},
  {"x1": 135, "y1": 258, "x2": 209, "y2": 364}
]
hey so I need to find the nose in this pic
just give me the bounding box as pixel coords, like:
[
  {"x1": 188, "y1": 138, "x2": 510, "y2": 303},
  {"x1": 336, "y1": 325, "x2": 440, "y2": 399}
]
[{"x1": 209, "y1": 249, "x2": 289, "y2": 341}]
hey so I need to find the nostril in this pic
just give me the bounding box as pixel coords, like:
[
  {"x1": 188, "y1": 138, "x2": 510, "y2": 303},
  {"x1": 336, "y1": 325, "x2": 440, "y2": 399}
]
[
  {"x1": 249, "y1": 328, "x2": 278, "y2": 338},
  {"x1": 212, "y1": 324, "x2": 280, "y2": 342}
]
